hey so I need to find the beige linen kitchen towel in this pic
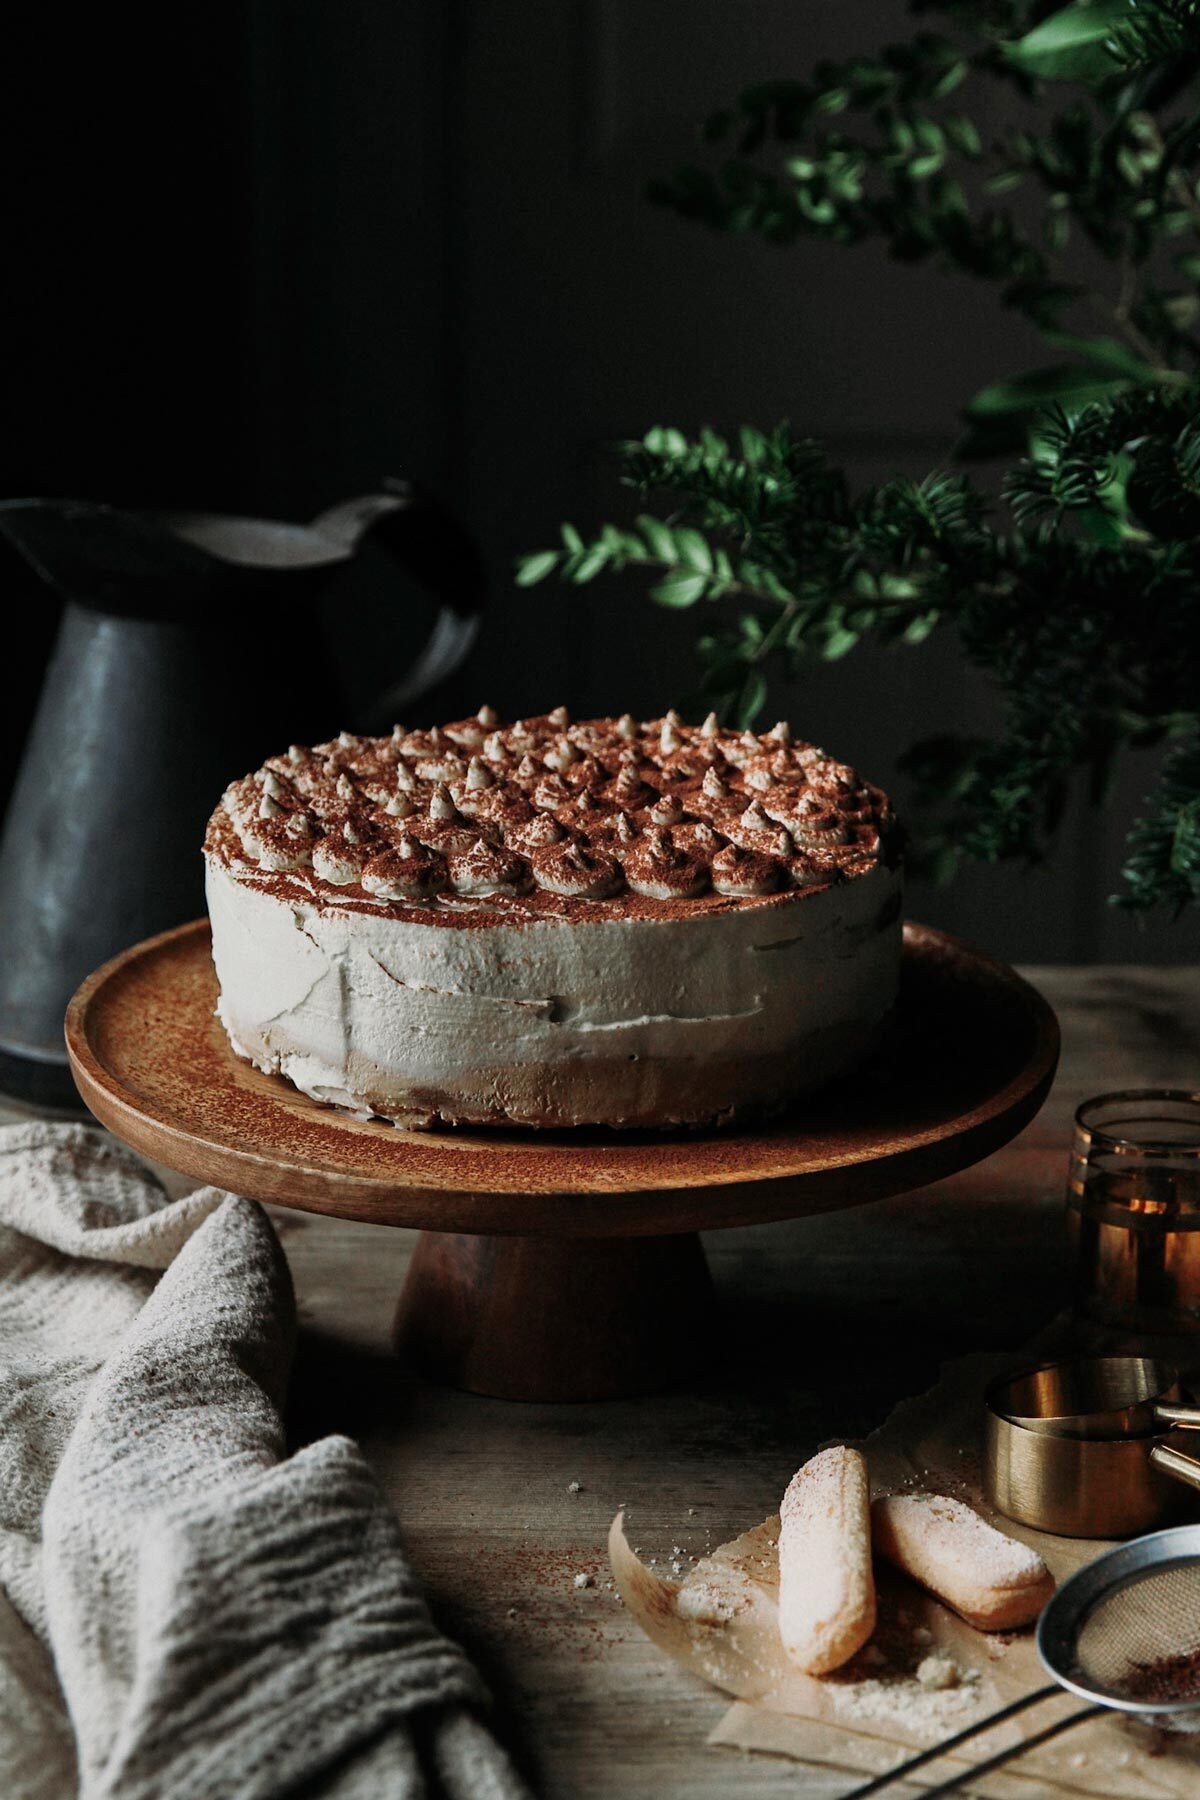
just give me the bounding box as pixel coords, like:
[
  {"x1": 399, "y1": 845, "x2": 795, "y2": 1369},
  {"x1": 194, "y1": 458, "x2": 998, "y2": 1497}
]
[{"x1": 0, "y1": 1121, "x2": 528, "y2": 1800}]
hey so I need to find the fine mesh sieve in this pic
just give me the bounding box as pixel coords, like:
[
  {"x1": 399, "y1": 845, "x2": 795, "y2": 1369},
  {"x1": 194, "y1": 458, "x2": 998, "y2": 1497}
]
[
  {"x1": 1073, "y1": 1565, "x2": 1200, "y2": 1701},
  {"x1": 1042, "y1": 1527, "x2": 1200, "y2": 1716},
  {"x1": 844, "y1": 1524, "x2": 1200, "y2": 1799}
]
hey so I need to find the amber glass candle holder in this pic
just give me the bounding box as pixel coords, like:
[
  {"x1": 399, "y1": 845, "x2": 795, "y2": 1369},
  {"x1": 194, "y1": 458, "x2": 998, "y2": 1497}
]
[{"x1": 1069, "y1": 1090, "x2": 1200, "y2": 1334}]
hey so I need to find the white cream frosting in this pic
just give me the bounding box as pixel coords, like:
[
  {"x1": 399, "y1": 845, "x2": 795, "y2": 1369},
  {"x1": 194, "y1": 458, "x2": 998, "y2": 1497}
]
[{"x1": 205, "y1": 856, "x2": 902, "y2": 1127}]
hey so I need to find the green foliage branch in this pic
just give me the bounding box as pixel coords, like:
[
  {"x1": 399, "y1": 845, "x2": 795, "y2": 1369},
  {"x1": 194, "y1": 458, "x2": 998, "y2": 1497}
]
[
  {"x1": 519, "y1": 394, "x2": 1200, "y2": 908},
  {"x1": 648, "y1": 0, "x2": 1200, "y2": 454},
  {"x1": 520, "y1": 1, "x2": 1200, "y2": 911}
]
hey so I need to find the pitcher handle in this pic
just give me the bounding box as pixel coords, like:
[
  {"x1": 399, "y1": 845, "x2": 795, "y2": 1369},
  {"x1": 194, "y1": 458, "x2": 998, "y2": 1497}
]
[{"x1": 310, "y1": 476, "x2": 486, "y2": 717}]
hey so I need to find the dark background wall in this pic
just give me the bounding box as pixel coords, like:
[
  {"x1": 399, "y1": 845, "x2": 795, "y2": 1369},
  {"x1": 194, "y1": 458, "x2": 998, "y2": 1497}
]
[{"x1": 2, "y1": 2, "x2": 1194, "y2": 965}]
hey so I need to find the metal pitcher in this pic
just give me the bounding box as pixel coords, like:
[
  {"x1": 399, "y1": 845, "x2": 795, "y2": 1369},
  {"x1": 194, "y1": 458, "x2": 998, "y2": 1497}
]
[{"x1": 0, "y1": 480, "x2": 484, "y2": 1105}]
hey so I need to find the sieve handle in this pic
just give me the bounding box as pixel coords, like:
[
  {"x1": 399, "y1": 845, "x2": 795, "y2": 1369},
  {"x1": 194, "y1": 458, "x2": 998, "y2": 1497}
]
[
  {"x1": 1154, "y1": 1402, "x2": 1200, "y2": 1430},
  {"x1": 916, "y1": 1705, "x2": 1103, "y2": 1800},
  {"x1": 838, "y1": 1686, "x2": 1062, "y2": 1800},
  {"x1": 1150, "y1": 1440, "x2": 1200, "y2": 1492}
]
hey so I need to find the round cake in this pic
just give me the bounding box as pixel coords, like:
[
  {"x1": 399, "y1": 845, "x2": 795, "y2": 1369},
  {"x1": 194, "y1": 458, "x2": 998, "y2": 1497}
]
[{"x1": 204, "y1": 707, "x2": 902, "y2": 1129}]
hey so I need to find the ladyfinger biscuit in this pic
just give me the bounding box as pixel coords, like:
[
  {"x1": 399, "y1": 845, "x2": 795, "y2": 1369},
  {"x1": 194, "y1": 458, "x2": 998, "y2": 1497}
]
[
  {"x1": 872, "y1": 1493, "x2": 1054, "y2": 1630},
  {"x1": 778, "y1": 1445, "x2": 876, "y2": 1674}
]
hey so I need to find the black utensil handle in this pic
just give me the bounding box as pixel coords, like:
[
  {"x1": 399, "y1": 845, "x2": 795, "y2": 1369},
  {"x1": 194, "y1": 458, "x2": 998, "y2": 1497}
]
[
  {"x1": 838, "y1": 1684, "x2": 1061, "y2": 1800},
  {"x1": 917, "y1": 1705, "x2": 1102, "y2": 1800},
  {"x1": 310, "y1": 477, "x2": 486, "y2": 714}
]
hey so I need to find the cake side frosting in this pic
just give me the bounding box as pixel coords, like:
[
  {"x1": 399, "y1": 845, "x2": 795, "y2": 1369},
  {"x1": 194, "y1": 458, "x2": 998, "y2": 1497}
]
[{"x1": 206, "y1": 854, "x2": 901, "y2": 1127}]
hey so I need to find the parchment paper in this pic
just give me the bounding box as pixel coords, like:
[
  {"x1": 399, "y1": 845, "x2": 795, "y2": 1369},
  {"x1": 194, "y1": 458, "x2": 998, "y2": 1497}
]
[{"x1": 609, "y1": 1352, "x2": 1200, "y2": 1798}]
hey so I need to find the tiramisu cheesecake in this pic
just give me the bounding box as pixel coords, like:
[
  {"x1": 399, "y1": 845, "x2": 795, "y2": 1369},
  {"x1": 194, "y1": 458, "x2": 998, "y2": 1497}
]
[{"x1": 204, "y1": 708, "x2": 902, "y2": 1129}]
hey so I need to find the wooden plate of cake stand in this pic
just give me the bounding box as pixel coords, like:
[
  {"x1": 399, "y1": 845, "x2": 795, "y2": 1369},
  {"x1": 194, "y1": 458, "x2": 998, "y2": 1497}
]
[{"x1": 65, "y1": 918, "x2": 1058, "y2": 1402}]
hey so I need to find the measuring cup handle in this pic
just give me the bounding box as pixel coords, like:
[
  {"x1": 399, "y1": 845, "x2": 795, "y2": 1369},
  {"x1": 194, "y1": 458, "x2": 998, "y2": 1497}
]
[
  {"x1": 1153, "y1": 1402, "x2": 1200, "y2": 1429},
  {"x1": 1150, "y1": 1441, "x2": 1200, "y2": 1493}
]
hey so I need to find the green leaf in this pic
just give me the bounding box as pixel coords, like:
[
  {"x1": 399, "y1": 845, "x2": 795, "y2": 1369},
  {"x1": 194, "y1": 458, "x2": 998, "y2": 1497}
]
[
  {"x1": 964, "y1": 365, "x2": 1135, "y2": 423},
  {"x1": 643, "y1": 425, "x2": 689, "y2": 457},
  {"x1": 903, "y1": 610, "x2": 941, "y2": 645},
  {"x1": 673, "y1": 528, "x2": 714, "y2": 574},
  {"x1": 1074, "y1": 504, "x2": 1129, "y2": 545},
  {"x1": 560, "y1": 523, "x2": 583, "y2": 554},
  {"x1": 879, "y1": 574, "x2": 921, "y2": 601},
  {"x1": 943, "y1": 115, "x2": 982, "y2": 158},
  {"x1": 930, "y1": 59, "x2": 968, "y2": 100},
  {"x1": 570, "y1": 546, "x2": 612, "y2": 583},
  {"x1": 739, "y1": 426, "x2": 768, "y2": 463},
  {"x1": 651, "y1": 571, "x2": 709, "y2": 609},
  {"x1": 909, "y1": 152, "x2": 945, "y2": 181},
  {"x1": 1004, "y1": 1, "x2": 1131, "y2": 78},
  {"x1": 637, "y1": 515, "x2": 679, "y2": 563},
  {"x1": 1042, "y1": 332, "x2": 1165, "y2": 382},
  {"x1": 514, "y1": 551, "x2": 559, "y2": 587},
  {"x1": 735, "y1": 669, "x2": 768, "y2": 728},
  {"x1": 608, "y1": 527, "x2": 649, "y2": 560},
  {"x1": 698, "y1": 425, "x2": 729, "y2": 459},
  {"x1": 821, "y1": 625, "x2": 859, "y2": 660}
]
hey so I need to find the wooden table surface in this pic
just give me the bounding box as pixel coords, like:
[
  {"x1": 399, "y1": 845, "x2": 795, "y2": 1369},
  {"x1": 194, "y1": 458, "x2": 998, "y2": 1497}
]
[{"x1": 10, "y1": 964, "x2": 1200, "y2": 1796}]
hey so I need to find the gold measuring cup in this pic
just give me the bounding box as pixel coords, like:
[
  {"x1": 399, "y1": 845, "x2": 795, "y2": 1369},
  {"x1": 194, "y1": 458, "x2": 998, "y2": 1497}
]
[{"x1": 984, "y1": 1357, "x2": 1200, "y2": 1537}]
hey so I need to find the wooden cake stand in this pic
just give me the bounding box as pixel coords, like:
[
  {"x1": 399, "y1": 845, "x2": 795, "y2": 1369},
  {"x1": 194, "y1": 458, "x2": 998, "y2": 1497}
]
[{"x1": 65, "y1": 919, "x2": 1058, "y2": 1401}]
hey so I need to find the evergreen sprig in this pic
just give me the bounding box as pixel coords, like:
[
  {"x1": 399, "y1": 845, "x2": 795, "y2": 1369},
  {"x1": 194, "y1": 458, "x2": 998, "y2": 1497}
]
[
  {"x1": 1108, "y1": 0, "x2": 1200, "y2": 69},
  {"x1": 519, "y1": 388, "x2": 1200, "y2": 903},
  {"x1": 519, "y1": 0, "x2": 1200, "y2": 910},
  {"x1": 1120, "y1": 727, "x2": 1200, "y2": 909}
]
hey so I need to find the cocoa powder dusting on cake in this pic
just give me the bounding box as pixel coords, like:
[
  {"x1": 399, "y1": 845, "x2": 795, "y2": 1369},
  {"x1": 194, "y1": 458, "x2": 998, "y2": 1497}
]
[{"x1": 207, "y1": 706, "x2": 900, "y2": 926}]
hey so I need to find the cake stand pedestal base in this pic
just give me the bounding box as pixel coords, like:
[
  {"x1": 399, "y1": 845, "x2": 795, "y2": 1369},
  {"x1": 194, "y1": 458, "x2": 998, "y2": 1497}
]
[{"x1": 393, "y1": 1229, "x2": 715, "y2": 1401}]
